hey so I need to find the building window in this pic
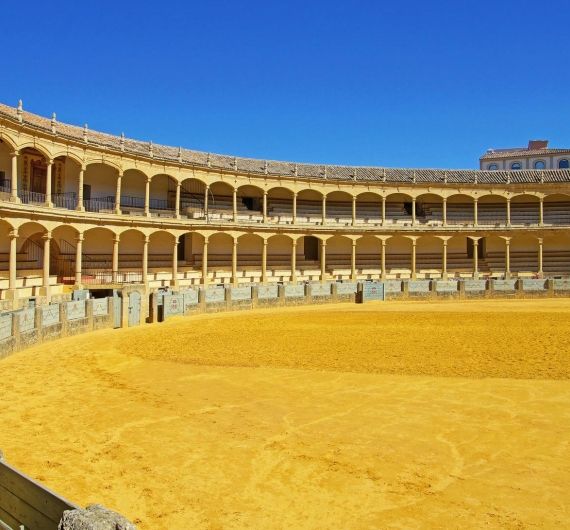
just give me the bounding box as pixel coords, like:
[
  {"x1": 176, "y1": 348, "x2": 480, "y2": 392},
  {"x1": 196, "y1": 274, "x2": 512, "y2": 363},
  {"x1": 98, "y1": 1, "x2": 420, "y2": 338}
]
[
  {"x1": 534, "y1": 160, "x2": 546, "y2": 170},
  {"x1": 488, "y1": 164, "x2": 498, "y2": 170},
  {"x1": 559, "y1": 159, "x2": 569, "y2": 169},
  {"x1": 511, "y1": 162, "x2": 522, "y2": 170}
]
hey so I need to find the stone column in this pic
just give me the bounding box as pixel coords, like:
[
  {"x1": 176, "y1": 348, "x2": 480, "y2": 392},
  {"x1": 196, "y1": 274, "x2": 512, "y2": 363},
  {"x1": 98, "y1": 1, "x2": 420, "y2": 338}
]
[
  {"x1": 9, "y1": 229, "x2": 18, "y2": 290},
  {"x1": 10, "y1": 151, "x2": 19, "y2": 202},
  {"x1": 115, "y1": 171, "x2": 123, "y2": 214},
  {"x1": 112, "y1": 234, "x2": 120, "y2": 283},
  {"x1": 411, "y1": 238, "x2": 417, "y2": 279},
  {"x1": 142, "y1": 235, "x2": 149, "y2": 286},
  {"x1": 77, "y1": 167, "x2": 85, "y2": 211},
  {"x1": 506, "y1": 198, "x2": 511, "y2": 227},
  {"x1": 351, "y1": 196, "x2": 356, "y2": 226},
  {"x1": 322, "y1": 195, "x2": 327, "y2": 225},
  {"x1": 45, "y1": 160, "x2": 53, "y2": 207},
  {"x1": 292, "y1": 193, "x2": 297, "y2": 224},
  {"x1": 351, "y1": 240, "x2": 357, "y2": 280},
  {"x1": 261, "y1": 239, "x2": 268, "y2": 283},
  {"x1": 171, "y1": 236, "x2": 178, "y2": 286},
  {"x1": 144, "y1": 177, "x2": 151, "y2": 216},
  {"x1": 232, "y1": 188, "x2": 238, "y2": 222},
  {"x1": 442, "y1": 239, "x2": 448, "y2": 279},
  {"x1": 75, "y1": 234, "x2": 84, "y2": 286},
  {"x1": 232, "y1": 239, "x2": 238, "y2": 286},
  {"x1": 290, "y1": 239, "x2": 297, "y2": 283},
  {"x1": 43, "y1": 232, "x2": 52, "y2": 299},
  {"x1": 473, "y1": 198, "x2": 478, "y2": 226},
  {"x1": 539, "y1": 197, "x2": 544, "y2": 226},
  {"x1": 538, "y1": 237, "x2": 543, "y2": 278},
  {"x1": 442, "y1": 197, "x2": 447, "y2": 226},
  {"x1": 175, "y1": 182, "x2": 181, "y2": 218},
  {"x1": 204, "y1": 185, "x2": 209, "y2": 219},
  {"x1": 320, "y1": 239, "x2": 327, "y2": 282},
  {"x1": 381, "y1": 196, "x2": 386, "y2": 226},
  {"x1": 472, "y1": 238, "x2": 479, "y2": 279},
  {"x1": 381, "y1": 239, "x2": 387, "y2": 280},
  {"x1": 202, "y1": 238, "x2": 209, "y2": 287},
  {"x1": 505, "y1": 238, "x2": 511, "y2": 279},
  {"x1": 263, "y1": 191, "x2": 268, "y2": 223},
  {"x1": 411, "y1": 198, "x2": 416, "y2": 226}
]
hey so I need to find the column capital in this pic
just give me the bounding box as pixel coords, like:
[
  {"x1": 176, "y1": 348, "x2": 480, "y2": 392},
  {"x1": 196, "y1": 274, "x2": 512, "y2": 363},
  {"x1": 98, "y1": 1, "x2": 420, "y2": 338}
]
[
  {"x1": 146, "y1": 176, "x2": 152, "y2": 183},
  {"x1": 203, "y1": 237, "x2": 209, "y2": 245},
  {"x1": 43, "y1": 231, "x2": 52, "y2": 241},
  {"x1": 352, "y1": 240, "x2": 357, "y2": 247},
  {"x1": 47, "y1": 158, "x2": 54, "y2": 166},
  {"x1": 321, "y1": 239, "x2": 327, "y2": 247},
  {"x1": 76, "y1": 233, "x2": 85, "y2": 243},
  {"x1": 113, "y1": 234, "x2": 121, "y2": 243},
  {"x1": 10, "y1": 150, "x2": 19, "y2": 157},
  {"x1": 117, "y1": 170, "x2": 124, "y2": 178},
  {"x1": 9, "y1": 229, "x2": 18, "y2": 239},
  {"x1": 537, "y1": 237, "x2": 543, "y2": 244},
  {"x1": 143, "y1": 235, "x2": 150, "y2": 244},
  {"x1": 263, "y1": 239, "x2": 268, "y2": 246},
  {"x1": 176, "y1": 181, "x2": 181, "y2": 188}
]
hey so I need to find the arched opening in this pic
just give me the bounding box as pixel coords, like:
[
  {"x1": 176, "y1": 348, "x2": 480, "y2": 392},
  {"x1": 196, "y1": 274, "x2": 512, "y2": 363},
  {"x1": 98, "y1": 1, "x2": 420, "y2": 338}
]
[
  {"x1": 385, "y1": 193, "x2": 413, "y2": 226},
  {"x1": 446, "y1": 194, "x2": 475, "y2": 226},
  {"x1": 236, "y1": 185, "x2": 264, "y2": 222},
  {"x1": 267, "y1": 234, "x2": 293, "y2": 281},
  {"x1": 148, "y1": 231, "x2": 177, "y2": 287},
  {"x1": 209, "y1": 181, "x2": 235, "y2": 220},
  {"x1": 121, "y1": 169, "x2": 147, "y2": 212},
  {"x1": 325, "y1": 235, "x2": 352, "y2": 279},
  {"x1": 204, "y1": 232, "x2": 234, "y2": 284},
  {"x1": 543, "y1": 233, "x2": 570, "y2": 277},
  {"x1": 51, "y1": 155, "x2": 81, "y2": 209},
  {"x1": 50, "y1": 225, "x2": 80, "y2": 283},
  {"x1": 237, "y1": 233, "x2": 263, "y2": 283},
  {"x1": 385, "y1": 236, "x2": 412, "y2": 278},
  {"x1": 84, "y1": 163, "x2": 119, "y2": 212},
  {"x1": 447, "y1": 235, "x2": 478, "y2": 278},
  {"x1": 478, "y1": 194, "x2": 507, "y2": 226},
  {"x1": 416, "y1": 193, "x2": 443, "y2": 225},
  {"x1": 118, "y1": 230, "x2": 144, "y2": 281},
  {"x1": 544, "y1": 194, "x2": 570, "y2": 225},
  {"x1": 325, "y1": 191, "x2": 353, "y2": 225},
  {"x1": 19, "y1": 148, "x2": 50, "y2": 204},
  {"x1": 356, "y1": 235, "x2": 382, "y2": 279},
  {"x1": 416, "y1": 236, "x2": 444, "y2": 278},
  {"x1": 511, "y1": 194, "x2": 540, "y2": 225},
  {"x1": 0, "y1": 139, "x2": 15, "y2": 196},
  {"x1": 82, "y1": 228, "x2": 115, "y2": 284},
  {"x1": 180, "y1": 178, "x2": 207, "y2": 219},
  {"x1": 0, "y1": 220, "x2": 14, "y2": 281},
  {"x1": 558, "y1": 159, "x2": 569, "y2": 169},
  {"x1": 267, "y1": 187, "x2": 294, "y2": 224},
  {"x1": 296, "y1": 190, "x2": 323, "y2": 224},
  {"x1": 150, "y1": 174, "x2": 177, "y2": 216},
  {"x1": 356, "y1": 192, "x2": 382, "y2": 226}
]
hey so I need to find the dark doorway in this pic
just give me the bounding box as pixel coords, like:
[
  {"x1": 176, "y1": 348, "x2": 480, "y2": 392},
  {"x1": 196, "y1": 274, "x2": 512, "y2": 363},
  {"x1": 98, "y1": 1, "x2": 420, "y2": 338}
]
[{"x1": 304, "y1": 236, "x2": 319, "y2": 260}]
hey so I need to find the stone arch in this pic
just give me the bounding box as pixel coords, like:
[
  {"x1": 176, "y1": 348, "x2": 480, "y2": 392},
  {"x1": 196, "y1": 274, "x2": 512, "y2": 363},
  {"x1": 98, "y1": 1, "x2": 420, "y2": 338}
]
[
  {"x1": 237, "y1": 233, "x2": 263, "y2": 277},
  {"x1": 356, "y1": 234, "x2": 382, "y2": 276},
  {"x1": 325, "y1": 191, "x2": 353, "y2": 223},
  {"x1": 267, "y1": 186, "x2": 295, "y2": 223},
  {"x1": 15, "y1": 221, "x2": 50, "y2": 274},
  {"x1": 446, "y1": 234, "x2": 476, "y2": 277},
  {"x1": 50, "y1": 224, "x2": 81, "y2": 283},
  {"x1": 326, "y1": 234, "x2": 353, "y2": 274},
  {"x1": 416, "y1": 235, "x2": 444, "y2": 277},
  {"x1": 19, "y1": 147, "x2": 50, "y2": 201},
  {"x1": 416, "y1": 193, "x2": 444, "y2": 225},
  {"x1": 510, "y1": 193, "x2": 540, "y2": 225},
  {"x1": 296, "y1": 189, "x2": 324, "y2": 223},
  {"x1": 121, "y1": 169, "x2": 147, "y2": 210},
  {"x1": 385, "y1": 192, "x2": 414, "y2": 225},
  {"x1": 208, "y1": 181, "x2": 234, "y2": 218},
  {"x1": 267, "y1": 233, "x2": 294, "y2": 272},
  {"x1": 385, "y1": 235, "x2": 413, "y2": 278},
  {"x1": 478, "y1": 193, "x2": 508, "y2": 226},
  {"x1": 0, "y1": 133, "x2": 19, "y2": 153},
  {"x1": 0, "y1": 219, "x2": 16, "y2": 277},
  {"x1": 236, "y1": 184, "x2": 264, "y2": 218},
  {"x1": 0, "y1": 139, "x2": 16, "y2": 194},
  {"x1": 83, "y1": 162, "x2": 119, "y2": 212},
  {"x1": 543, "y1": 194, "x2": 570, "y2": 226},
  {"x1": 149, "y1": 173, "x2": 177, "y2": 214},
  {"x1": 180, "y1": 177, "x2": 207, "y2": 218},
  {"x1": 543, "y1": 232, "x2": 570, "y2": 276},
  {"x1": 446, "y1": 193, "x2": 475, "y2": 225},
  {"x1": 355, "y1": 192, "x2": 382, "y2": 224}
]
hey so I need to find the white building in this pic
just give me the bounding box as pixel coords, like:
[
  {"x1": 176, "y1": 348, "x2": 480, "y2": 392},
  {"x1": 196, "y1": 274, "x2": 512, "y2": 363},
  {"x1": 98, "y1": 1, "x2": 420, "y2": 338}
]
[{"x1": 480, "y1": 140, "x2": 570, "y2": 171}]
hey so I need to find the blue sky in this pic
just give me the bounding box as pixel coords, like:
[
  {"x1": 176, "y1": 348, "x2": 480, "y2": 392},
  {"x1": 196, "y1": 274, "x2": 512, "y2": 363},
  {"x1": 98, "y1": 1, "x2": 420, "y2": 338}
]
[{"x1": 2, "y1": 0, "x2": 568, "y2": 169}]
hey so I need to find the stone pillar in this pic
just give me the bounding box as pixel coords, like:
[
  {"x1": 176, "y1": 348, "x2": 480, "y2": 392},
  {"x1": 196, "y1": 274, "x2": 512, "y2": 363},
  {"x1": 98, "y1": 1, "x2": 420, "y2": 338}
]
[
  {"x1": 321, "y1": 195, "x2": 327, "y2": 225},
  {"x1": 75, "y1": 234, "x2": 84, "y2": 286},
  {"x1": 411, "y1": 239, "x2": 417, "y2": 279},
  {"x1": 351, "y1": 196, "x2": 356, "y2": 226},
  {"x1": 202, "y1": 238, "x2": 209, "y2": 287},
  {"x1": 112, "y1": 235, "x2": 120, "y2": 283},
  {"x1": 539, "y1": 197, "x2": 544, "y2": 226},
  {"x1": 115, "y1": 171, "x2": 122, "y2": 214},
  {"x1": 142, "y1": 235, "x2": 149, "y2": 286},
  {"x1": 291, "y1": 239, "x2": 297, "y2": 283},
  {"x1": 232, "y1": 239, "x2": 238, "y2": 286},
  {"x1": 263, "y1": 191, "x2": 268, "y2": 223},
  {"x1": 10, "y1": 151, "x2": 19, "y2": 202},
  {"x1": 175, "y1": 182, "x2": 181, "y2": 218},
  {"x1": 472, "y1": 238, "x2": 479, "y2": 279},
  {"x1": 204, "y1": 185, "x2": 209, "y2": 219},
  {"x1": 232, "y1": 188, "x2": 238, "y2": 222},
  {"x1": 381, "y1": 239, "x2": 386, "y2": 280},
  {"x1": 473, "y1": 198, "x2": 478, "y2": 226},
  {"x1": 381, "y1": 196, "x2": 386, "y2": 226},
  {"x1": 538, "y1": 237, "x2": 544, "y2": 278},
  {"x1": 411, "y1": 198, "x2": 416, "y2": 226},
  {"x1": 442, "y1": 197, "x2": 447, "y2": 226},
  {"x1": 261, "y1": 239, "x2": 268, "y2": 283},
  {"x1": 144, "y1": 177, "x2": 151, "y2": 216},
  {"x1": 505, "y1": 238, "x2": 511, "y2": 279},
  {"x1": 45, "y1": 159, "x2": 53, "y2": 207},
  {"x1": 320, "y1": 239, "x2": 327, "y2": 282},
  {"x1": 351, "y1": 240, "x2": 357, "y2": 280},
  {"x1": 292, "y1": 192, "x2": 297, "y2": 224},
  {"x1": 506, "y1": 198, "x2": 511, "y2": 227},
  {"x1": 9, "y1": 229, "x2": 18, "y2": 290},
  {"x1": 77, "y1": 167, "x2": 85, "y2": 211},
  {"x1": 171, "y1": 236, "x2": 178, "y2": 287},
  {"x1": 442, "y1": 239, "x2": 448, "y2": 279},
  {"x1": 43, "y1": 231, "x2": 52, "y2": 299}
]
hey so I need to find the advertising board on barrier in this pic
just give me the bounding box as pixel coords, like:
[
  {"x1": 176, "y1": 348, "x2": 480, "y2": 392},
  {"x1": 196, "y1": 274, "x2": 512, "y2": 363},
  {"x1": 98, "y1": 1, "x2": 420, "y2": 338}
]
[
  {"x1": 258, "y1": 285, "x2": 278, "y2": 299},
  {"x1": 42, "y1": 305, "x2": 60, "y2": 327},
  {"x1": 93, "y1": 298, "x2": 109, "y2": 316},
  {"x1": 67, "y1": 300, "x2": 86, "y2": 320},
  {"x1": 0, "y1": 313, "x2": 12, "y2": 341},
  {"x1": 163, "y1": 294, "x2": 184, "y2": 318},
  {"x1": 19, "y1": 308, "x2": 35, "y2": 333},
  {"x1": 361, "y1": 282, "x2": 384, "y2": 301}
]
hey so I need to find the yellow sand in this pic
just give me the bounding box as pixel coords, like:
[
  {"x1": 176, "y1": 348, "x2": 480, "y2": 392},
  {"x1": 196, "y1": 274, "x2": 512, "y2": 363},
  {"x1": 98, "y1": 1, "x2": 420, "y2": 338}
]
[{"x1": 1, "y1": 299, "x2": 570, "y2": 529}]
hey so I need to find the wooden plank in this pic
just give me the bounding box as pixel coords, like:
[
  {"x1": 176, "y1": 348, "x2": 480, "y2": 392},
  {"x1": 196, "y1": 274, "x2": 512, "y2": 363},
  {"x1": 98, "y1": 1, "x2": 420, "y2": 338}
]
[
  {"x1": 0, "y1": 505, "x2": 20, "y2": 530},
  {"x1": 0, "y1": 484, "x2": 56, "y2": 529},
  {"x1": 0, "y1": 462, "x2": 77, "y2": 523}
]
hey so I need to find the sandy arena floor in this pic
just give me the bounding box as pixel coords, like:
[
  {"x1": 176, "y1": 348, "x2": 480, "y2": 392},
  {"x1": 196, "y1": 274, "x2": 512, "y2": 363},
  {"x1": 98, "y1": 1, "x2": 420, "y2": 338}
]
[{"x1": 1, "y1": 299, "x2": 570, "y2": 529}]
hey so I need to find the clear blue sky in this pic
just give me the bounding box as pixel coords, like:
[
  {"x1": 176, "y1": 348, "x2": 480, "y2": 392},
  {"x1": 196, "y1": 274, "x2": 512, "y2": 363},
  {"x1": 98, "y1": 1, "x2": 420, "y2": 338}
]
[{"x1": 2, "y1": 0, "x2": 569, "y2": 169}]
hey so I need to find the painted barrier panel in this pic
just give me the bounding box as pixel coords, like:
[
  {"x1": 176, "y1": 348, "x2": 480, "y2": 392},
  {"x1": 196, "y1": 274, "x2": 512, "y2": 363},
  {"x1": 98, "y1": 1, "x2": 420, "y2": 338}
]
[
  {"x1": 19, "y1": 308, "x2": 35, "y2": 333},
  {"x1": 408, "y1": 280, "x2": 430, "y2": 293},
  {"x1": 183, "y1": 289, "x2": 199, "y2": 308},
  {"x1": 285, "y1": 284, "x2": 305, "y2": 298},
  {"x1": 384, "y1": 280, "x2": 402, "y2": 293},
  {"x1": 362, "y1": 282, "x2": 384, "y2": 301},
  {"x1": 553, "y1": 279, "x2": 570, "y2": 290},
  {"x1": 163, "y1": 294, "x2": 184, "y2": 317},
  {"x1": 311, "y1": 283, "x2": 331, "y2": 296},
  {"x1": 67, "y1": 300, "x2": 86, "y2": 321},
  {"x1": 42, "y1": 304, "x2": 60, "y2": 327},
  {"x1": 93, "y1": 298, "x2": 109, "y2": 316},
  {"x1": 522, "y1": 279, "x2": 547, "y2": 291},
  {"x1": 205, "y1": 287, "x2": 225, "y2": 303},
  {"x1": 258, "y1": 285, "x2": 278, "y2": 299},
  {"x1": 336, "y1": 282, "x2": 357, "y2": 295},
  {"x1": 436, "y1": 280, "x2": 458, "y2": 293},
  {"x1": 494, "y1": 279, "x2": 517, "y2": 291},
  {"x1": 464, "y1": 279, "x2": 486, "y2": 291},
  {"x1": 231, "y1": 286, "x2": 252, "y2": 301},
  {"x1": 72, "y1": 289, "x2": 90, "y2": 301},
  {"x1": 0, "y1": 313, "x2": 12, "y2": 341}
]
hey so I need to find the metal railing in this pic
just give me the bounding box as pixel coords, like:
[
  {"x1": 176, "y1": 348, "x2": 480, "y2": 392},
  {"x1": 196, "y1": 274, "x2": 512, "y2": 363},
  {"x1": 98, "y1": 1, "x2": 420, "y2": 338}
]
[
  {"x1": 52, "y1": 192, "x2": 77, "y2": 210},
  {"x1": 84, "y1": 196, "x2": 115, "y2": 212},
  {"x1": 18, "y1": 190, "x2": 46, "y2": 205},
  {"x1": 81, "y1": 269, "x2": 143, "y2": 285}
]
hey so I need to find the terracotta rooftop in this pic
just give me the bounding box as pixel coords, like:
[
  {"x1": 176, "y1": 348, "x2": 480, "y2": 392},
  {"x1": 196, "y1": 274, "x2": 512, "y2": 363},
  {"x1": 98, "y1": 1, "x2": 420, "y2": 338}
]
[
  {"x1": 480, "y1": 140, "x2": 570, "y2": 160},
  {"x1": 2, "y1": 102, "x2": 570, "y2": 185}
]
